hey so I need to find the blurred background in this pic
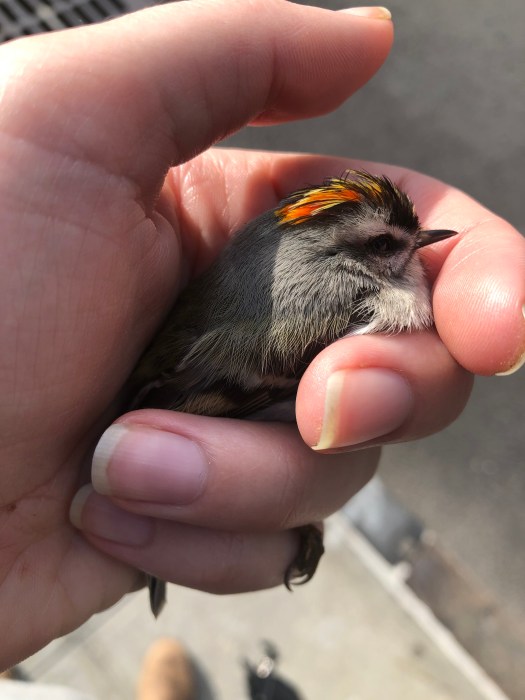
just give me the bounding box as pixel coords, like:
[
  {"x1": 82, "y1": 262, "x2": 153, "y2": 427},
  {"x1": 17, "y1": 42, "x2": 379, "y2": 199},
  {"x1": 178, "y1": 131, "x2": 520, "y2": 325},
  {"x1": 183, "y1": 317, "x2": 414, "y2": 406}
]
[{"x1": 2, "y1": 0, "x2": 524, "y2": 697}]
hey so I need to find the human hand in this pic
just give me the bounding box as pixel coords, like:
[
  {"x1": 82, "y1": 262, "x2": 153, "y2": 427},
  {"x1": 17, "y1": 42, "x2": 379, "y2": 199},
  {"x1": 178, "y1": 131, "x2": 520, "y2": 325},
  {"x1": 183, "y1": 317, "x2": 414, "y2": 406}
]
[{"x1": 0, "y1": 0, "x2": 523, "y2": 669}]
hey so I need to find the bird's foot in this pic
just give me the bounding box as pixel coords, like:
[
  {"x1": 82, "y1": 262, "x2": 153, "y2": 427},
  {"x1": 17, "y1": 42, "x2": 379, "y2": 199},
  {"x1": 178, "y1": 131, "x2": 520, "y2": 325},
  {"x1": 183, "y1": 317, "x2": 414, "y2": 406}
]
[{"x1": 284, "y1": 524, "x2": 324, "y2": 589}]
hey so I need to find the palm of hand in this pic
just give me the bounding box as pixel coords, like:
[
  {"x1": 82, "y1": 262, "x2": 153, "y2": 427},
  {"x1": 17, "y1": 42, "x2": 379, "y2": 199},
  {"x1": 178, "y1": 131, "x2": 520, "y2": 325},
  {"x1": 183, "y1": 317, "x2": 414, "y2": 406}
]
[{"x1": 0, "y1": 131, "x2": 179, "y2": 659}]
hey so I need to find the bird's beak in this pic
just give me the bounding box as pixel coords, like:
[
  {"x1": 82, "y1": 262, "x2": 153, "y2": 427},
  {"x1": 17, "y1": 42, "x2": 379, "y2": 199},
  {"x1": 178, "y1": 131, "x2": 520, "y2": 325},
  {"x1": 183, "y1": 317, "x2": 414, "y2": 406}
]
[{"x1": 417, "y1": 229, "x2": 458, "y2": 248}]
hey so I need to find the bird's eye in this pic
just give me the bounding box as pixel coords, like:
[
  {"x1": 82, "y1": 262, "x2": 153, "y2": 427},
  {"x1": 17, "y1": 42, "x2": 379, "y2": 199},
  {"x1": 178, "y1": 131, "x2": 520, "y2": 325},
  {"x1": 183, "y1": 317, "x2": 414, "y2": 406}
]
[{"x1": 367, "y1": 233, "x2": 397, "y2": 255}]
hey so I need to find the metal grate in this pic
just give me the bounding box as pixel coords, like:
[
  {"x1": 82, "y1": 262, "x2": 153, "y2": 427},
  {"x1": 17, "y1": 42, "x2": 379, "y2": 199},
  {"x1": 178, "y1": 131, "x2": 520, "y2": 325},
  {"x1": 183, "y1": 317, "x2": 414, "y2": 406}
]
[{"x1": 0, "y1": 0, "x2": 151, "y2": 42}]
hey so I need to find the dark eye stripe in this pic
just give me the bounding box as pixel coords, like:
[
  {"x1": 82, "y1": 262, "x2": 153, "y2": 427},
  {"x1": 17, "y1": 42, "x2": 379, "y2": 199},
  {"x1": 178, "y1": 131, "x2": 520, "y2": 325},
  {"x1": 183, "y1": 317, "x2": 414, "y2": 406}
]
[{"x1": 367, "y1": 233, "x2": 398, "y2": 254}]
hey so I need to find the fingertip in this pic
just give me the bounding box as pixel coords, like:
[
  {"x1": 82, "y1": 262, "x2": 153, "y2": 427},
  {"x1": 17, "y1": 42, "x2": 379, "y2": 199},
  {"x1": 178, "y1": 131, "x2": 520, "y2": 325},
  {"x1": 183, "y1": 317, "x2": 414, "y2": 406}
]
[
  {"x1": 496, "y1": 305, "x2": 525, "y2": 375},
  {"x1": 69, "y1": 484, "x2": 95, "y2": 529},
  {"x1": 296, "y1": 331, "x2": 472, "y2": 450},
  {"x1": 92, "y1": 424, "x2": 129, "y2": 496},
  {"x1": 90, "y1": 418, "x2": 209, "y2": 506},
  {"x1": 70, "y1": 487, "x2": 155, "y2": 547},
  {"x1": 253, "y1": 1, "x2": 393, "y2": 125},
  {"x1": 433, "y1": 223, "x2": 525, "y2": 376},
  {"x1": 310, "y1": 368, "x2": 414, "y2": 451},
  {"x1": 341, "y1": 7, "x2": 392, "y2": 21}
]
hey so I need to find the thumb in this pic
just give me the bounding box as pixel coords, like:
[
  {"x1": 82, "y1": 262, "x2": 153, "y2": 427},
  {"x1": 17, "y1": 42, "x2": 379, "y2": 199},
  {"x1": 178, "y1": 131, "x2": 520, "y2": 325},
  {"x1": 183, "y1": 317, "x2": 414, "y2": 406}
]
[{"x1": 1, "y1": 0, "x2": 392, "y2": 200}]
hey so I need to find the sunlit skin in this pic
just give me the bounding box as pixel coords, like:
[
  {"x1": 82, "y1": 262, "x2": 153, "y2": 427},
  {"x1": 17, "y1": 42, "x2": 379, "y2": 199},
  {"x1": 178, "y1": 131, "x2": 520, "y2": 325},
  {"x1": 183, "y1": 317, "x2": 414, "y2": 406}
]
[{"x1": 0, "y1": 0, "x2": 524, "y2": 670}]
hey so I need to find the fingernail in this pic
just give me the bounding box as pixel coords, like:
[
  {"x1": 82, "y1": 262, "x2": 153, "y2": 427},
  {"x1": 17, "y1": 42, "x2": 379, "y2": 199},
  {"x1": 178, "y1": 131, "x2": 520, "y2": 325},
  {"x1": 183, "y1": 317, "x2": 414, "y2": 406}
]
[
  {"x1": 341, "y1": 6, "x2": 392, "y2": 20},
  {"x1": 496, "y1": 350, "x2": 525, "y2": 376},
  {"x1": 313, "y1": 369, "x2": 413, "y2": 450},
  {"x1": 70, "y1": 485, "x2": 154, "y2": 546},
  {"x1": 495, "y1": 304, "x2": 525, "y2": 376},
  {"x1": 92, "y1": 424, "x2": 208, "y2": 505}
]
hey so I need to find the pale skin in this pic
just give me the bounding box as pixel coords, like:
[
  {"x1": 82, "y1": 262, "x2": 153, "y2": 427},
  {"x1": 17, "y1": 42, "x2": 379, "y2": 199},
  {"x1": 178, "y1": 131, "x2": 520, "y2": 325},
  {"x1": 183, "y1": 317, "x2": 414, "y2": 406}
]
[{"x1": 0, "y1": 0, "x2": 524, "y2": 670}]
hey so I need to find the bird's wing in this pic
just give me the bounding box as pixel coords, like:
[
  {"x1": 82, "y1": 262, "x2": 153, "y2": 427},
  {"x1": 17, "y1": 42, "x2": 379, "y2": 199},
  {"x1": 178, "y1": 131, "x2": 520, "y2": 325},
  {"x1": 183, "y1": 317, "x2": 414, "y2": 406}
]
[{"x1": 131, "y1": 367, "x2": 298, "y2": 420}]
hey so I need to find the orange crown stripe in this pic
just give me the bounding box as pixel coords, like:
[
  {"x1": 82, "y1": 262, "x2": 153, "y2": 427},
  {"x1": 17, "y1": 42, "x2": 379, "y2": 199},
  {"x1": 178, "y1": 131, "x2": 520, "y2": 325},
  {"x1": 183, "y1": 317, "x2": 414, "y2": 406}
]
[{"x1": 275, "y1": 179, "x2": 366, "y2": 225}]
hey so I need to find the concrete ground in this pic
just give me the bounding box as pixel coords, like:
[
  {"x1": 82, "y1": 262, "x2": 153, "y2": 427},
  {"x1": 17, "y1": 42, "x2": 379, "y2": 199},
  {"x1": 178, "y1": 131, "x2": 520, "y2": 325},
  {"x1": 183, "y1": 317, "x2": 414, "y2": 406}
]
[{"x1": 21, "y1": 516, "x2": 508, "y2": 700}]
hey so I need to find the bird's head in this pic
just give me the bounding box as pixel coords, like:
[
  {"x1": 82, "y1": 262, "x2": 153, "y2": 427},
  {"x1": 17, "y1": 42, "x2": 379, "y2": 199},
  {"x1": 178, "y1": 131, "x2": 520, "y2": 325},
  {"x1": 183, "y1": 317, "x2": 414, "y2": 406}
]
[{"x1": 275, "y1": 170, "x2": 456, "y2": 282}]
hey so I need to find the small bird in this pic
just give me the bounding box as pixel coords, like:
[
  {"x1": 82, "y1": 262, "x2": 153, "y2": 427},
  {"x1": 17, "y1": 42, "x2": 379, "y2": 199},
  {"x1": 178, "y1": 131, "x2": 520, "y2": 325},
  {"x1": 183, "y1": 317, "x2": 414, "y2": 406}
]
[{"x1": 128, "y1": 170, "x2": 457, "y2": 616}]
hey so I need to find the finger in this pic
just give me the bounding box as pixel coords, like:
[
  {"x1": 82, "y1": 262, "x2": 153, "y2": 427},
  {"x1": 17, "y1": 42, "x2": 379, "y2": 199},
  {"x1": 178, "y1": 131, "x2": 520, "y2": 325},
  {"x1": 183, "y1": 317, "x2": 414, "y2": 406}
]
[
  {"x1": 1, "y1": 0, "x2": 392, "y2": 196},
  {"x1": 399, "y1": 168, "x2": 525, "y2": 376},
  {"x1": 71, "y1": 487, "x2": 301, "y2": 594},
  {"x1": 431, "y1": 221, "x2": 525, "y2": 376},
  {"x1": 296, "y1": 329, "x2": 473, "y2": 452},
  {"x1": 169, "y1": 149, "x2": 525, "y2": 374},
  {"x1": 88, "y1": 414, "x2": 379, "y2": 530}
]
